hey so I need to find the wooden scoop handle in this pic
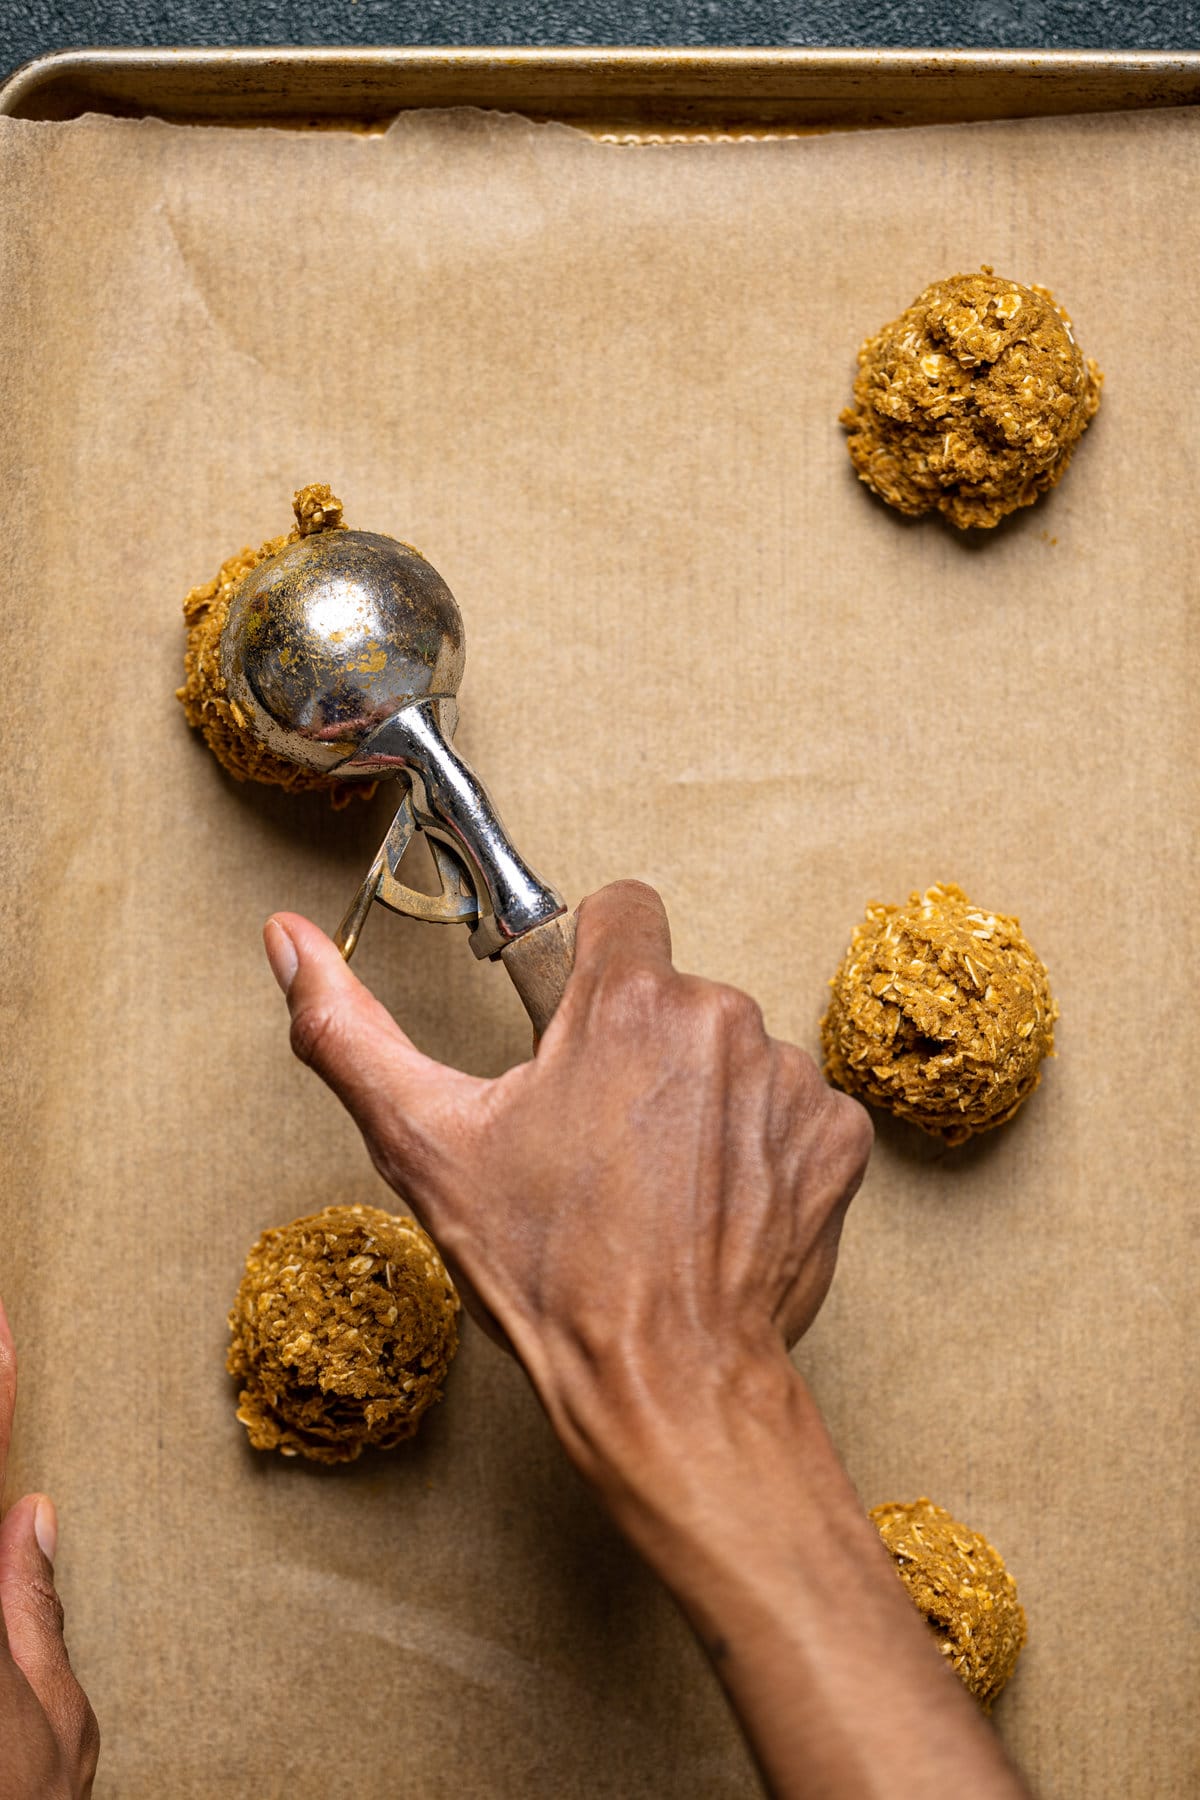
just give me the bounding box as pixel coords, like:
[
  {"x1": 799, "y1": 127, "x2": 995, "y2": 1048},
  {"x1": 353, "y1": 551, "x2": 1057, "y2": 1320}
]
[{"x1": 499, "y1": 911, "x2": 577, "y2": 1038}]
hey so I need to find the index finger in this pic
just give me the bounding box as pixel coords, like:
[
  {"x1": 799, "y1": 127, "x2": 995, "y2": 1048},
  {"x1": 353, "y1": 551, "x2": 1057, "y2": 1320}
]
[{"x1": 573, "y1": 880, "x2": 673, "y2": 975}]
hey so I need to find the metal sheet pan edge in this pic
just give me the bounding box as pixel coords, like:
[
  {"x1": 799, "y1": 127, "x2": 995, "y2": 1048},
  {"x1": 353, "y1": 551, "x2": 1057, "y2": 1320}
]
[{"x1": 1, "y1": 45, "x2": 1199, "y2": 138}]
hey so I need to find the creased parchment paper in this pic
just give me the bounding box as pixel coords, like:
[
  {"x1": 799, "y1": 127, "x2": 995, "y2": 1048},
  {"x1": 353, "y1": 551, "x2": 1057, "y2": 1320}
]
[{"x1": 1, "y1": 103, "x2": 1196, "y2": 1799}]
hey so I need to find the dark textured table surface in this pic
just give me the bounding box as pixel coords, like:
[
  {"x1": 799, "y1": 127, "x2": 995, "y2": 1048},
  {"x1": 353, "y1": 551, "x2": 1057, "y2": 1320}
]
[{"x1": 2, "y1": 0, "x2": 1198, "y2": 92}]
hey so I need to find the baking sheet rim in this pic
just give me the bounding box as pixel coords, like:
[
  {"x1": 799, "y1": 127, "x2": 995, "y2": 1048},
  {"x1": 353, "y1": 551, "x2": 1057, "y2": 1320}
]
[{"x1": 3, "y1": 43, "x2": 1200, "y2": 136}]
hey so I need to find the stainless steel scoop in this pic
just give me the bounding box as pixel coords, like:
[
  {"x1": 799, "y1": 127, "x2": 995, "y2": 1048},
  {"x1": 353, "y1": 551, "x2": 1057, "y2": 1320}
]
[{"x1": 221, "y1": 527, "x2": 575, "y2": 1034}]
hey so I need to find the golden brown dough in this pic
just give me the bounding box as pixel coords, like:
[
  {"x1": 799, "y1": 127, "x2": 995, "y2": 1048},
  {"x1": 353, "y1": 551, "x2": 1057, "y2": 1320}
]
[
  {"x1": 821, "y1": 882, "x2": 1057, "y2": 1144},
  {"x1": 177, "y1": 482, "x2": 367, "y2": 804},
  {"x1": 871, "y1": 1498, "x2": 1026, "y2": 1708},
  {"x1": 227, "y1": 1203, "x2": 459, "y2": 1465},
  {"x1": 841, "y1": 269, "x2": 1102, "y2": 528}
]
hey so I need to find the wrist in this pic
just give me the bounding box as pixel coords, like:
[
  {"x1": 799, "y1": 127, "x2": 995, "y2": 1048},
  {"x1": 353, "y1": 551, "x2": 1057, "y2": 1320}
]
[
  {"x1": 536, "y1": 1335, "x2": 917, "y2": 1647},
  {"x1": 535, "y1": 1334, "x2": 856, "y2": 1577},
  {"x1": 521, "y1": 1333, "x2": 1029, "y2": 1800}
]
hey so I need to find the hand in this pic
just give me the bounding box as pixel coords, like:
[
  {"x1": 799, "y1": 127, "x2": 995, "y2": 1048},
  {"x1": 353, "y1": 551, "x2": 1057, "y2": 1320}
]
[
  {"x1": 264, "y1": 883, "x2": 1030, "y2": 1799},
  {"x1": 0, "y1": 1300, "x2": 99, "y2": 1800},
  {"x1": 263, "y1": 880, "x2": 872, "y2": 1481}
]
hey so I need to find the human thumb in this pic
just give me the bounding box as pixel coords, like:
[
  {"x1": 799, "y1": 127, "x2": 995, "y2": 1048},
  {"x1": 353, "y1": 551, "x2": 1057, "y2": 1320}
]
[
  {"x1": 0, "y1": 1494, "x2": 100, "y2": 1787},
  {"x1": 264, "y1": 912, "x2": 477, "y2": 1191},
  {"x1": 1, "y1": 1497, "x2": 66, "y2": 1707}
]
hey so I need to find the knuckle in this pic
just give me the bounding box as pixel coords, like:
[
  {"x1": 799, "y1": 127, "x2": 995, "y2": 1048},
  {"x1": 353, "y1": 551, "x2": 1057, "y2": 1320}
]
[
  {"x1": 779, "y1": 1040, "x2": 821, "y2": 1086},
  {"x1": 288, "y1": 999, "x2": 346, "y2": 1071},
  {"x1": 71, "y1": 1688, "x2": 102, "y2": 1780},
  {"x1": 367, "y1": 1090, "x2": 462, "y2": 1209},
  {"x1": 777, "y1": 1052, "x2": 873, "y2": 1172},
  {"x1": 18, "y1": 1568, "x2": 67, "y2": 1637},
  {"x1": 829, "y1": 1088, "x2": 875, "y2": 1166},
  {"x1": 681, "y1": 977, "x2": 766, "y2": 1048},
  {"x1": 366, "y1": 1132, "x2": 421, "y2": 1202},
  {"x1": 771, "y1": 1042, "x2": 819, "y2": 1116},
  {"x1": 594, "y1": 955, "x2": 675, "y2": 1027}
]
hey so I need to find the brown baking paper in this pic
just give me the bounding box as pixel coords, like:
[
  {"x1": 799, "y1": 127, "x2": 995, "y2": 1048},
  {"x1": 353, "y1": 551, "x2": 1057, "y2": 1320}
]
[{"x1": 1, "y1": 103, "x2": 1196, "y2": 1798}]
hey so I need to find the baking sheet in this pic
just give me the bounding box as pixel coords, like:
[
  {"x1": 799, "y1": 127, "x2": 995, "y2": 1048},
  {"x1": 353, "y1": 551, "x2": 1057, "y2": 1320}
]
[{"x1": 0, "y1": 102, "x2": 1196, "y2": 1798}]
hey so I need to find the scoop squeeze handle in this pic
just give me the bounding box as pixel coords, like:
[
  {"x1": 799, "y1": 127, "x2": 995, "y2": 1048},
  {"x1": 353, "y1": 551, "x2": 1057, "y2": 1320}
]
[{"x1": 500, "y1": 912, "x2": 577, "y2": 1038}]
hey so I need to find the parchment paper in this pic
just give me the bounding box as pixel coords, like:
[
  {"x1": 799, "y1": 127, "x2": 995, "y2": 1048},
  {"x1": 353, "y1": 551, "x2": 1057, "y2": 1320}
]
[{"x1": 1, "y1": 102, "x2": 1196, "y2": 1799}]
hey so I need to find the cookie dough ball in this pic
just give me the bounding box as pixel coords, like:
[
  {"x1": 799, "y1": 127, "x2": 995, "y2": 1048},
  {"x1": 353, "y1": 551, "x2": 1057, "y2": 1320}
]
[
  {"x1": 227, "y1": 1203, "x2": 460, "y2": 1465},
  {"x1": 177, "y1": 483, "x2": 365, "y2": 803},
  {"x1": 841, "y1": 269, "x2": 1102, "y2": 528},
  {"x1": 871, "y1": 1498, "x2": 1026, "y2": 1708},
  {"x1": 821, "y1": 882, "x2": 1057, "y2": 1144}
]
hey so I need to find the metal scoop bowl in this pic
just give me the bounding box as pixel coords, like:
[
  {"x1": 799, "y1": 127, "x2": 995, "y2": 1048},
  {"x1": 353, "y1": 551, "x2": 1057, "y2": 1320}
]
[{"x1": 221, "y1": 528, "x2": 575, "y2": 1034}]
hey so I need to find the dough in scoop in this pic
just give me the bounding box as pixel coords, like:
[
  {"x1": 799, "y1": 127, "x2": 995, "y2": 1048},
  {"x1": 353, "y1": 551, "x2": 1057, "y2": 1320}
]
[{"x1": 177, "y1": 482, "x2": 367, "y2": 803}]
